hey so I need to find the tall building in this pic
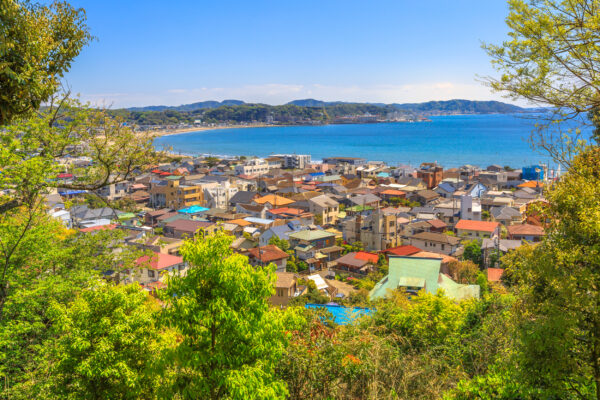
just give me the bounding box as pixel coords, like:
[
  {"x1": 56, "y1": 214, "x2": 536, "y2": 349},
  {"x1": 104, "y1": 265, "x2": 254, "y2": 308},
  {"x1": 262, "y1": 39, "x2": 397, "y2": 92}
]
[
  {"x1": 272, "y1": 154, "x2": 311, "y2": 169},
  {"x1": 417, "y1": 162, "x2": 443, "y2": 189}
]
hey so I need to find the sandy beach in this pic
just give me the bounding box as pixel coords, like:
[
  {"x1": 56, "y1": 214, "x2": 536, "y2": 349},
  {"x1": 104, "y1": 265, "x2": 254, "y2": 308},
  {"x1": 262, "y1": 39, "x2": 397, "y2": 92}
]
[{"x1": 139, "y1": 123, "x2": 272, "y2": 138}]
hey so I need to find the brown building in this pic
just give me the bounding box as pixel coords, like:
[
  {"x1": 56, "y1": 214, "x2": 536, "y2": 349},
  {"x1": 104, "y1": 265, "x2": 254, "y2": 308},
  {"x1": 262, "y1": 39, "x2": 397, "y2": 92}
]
[
  {"x1": 149, "y1": 177, "x2": 205, "y2": 210},
  {"x1": 417, "y1": 163, "x2": 444, "y2": 189},
  {"x1": 270, "y1": 272, "x2": 300, "y2": 307}
]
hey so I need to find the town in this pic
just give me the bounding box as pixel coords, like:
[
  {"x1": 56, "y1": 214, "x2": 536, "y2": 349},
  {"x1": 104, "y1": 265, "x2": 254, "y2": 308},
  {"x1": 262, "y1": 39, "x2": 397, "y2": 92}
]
[{"x1": 48, "y1": 152, "x2": 547, "y2": 310}]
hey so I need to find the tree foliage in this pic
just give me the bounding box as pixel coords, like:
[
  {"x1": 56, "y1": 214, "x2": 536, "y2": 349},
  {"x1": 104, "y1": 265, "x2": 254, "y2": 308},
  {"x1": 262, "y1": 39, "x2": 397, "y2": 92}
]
[
  {"x1": 158, "y1": 232, "x2": 292, "y2": 399},
  {"x1": 48, "y1": 283, "x2": 170, "y2": 399},
  {"x1": 0, "y1": 0, "x2": 91, "y2": 124}
]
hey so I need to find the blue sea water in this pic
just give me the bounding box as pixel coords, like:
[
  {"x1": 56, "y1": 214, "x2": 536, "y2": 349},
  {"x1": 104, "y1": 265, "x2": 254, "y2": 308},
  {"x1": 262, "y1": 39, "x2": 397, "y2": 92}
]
[{"x1": 153, "y1": 113, "x2": 591, "y2": 169}]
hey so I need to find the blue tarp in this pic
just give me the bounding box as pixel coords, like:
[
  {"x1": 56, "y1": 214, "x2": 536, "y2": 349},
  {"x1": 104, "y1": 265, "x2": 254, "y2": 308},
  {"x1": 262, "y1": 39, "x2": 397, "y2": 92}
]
[
  {"x1": 178, "y1": 205, "x2": 209, "y2": 214},
  {"x1": 305, "y1": 303, "x2": 374, "y2": 325}
]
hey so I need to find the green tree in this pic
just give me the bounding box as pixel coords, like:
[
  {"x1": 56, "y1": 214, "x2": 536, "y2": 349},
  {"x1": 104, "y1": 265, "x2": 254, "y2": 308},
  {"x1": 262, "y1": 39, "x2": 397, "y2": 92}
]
[
  {"x1": 0, "y1": 0, "x2": 92, "y2": 124},
  {"x1": 0, "y1": 99, "x2": 157, "y2": 319},
  {"x1": 159, "y1": 232, "x2": 290, "y2": 399},
  {"x1": 484, "y1": 0, "x2": 600, "y2": 164},
  {"x1": 462, "y1": 240, "x2": 483, "y2": 267},
  {"x1": 447, "y1": 260, "x2": 480, "y2": 284},
  {"x1": 47, "y1": 283, "x2": 169, "y2": 399},
  {"x1": 506, "y1": 148, "x2": 600, "y2": 399}
]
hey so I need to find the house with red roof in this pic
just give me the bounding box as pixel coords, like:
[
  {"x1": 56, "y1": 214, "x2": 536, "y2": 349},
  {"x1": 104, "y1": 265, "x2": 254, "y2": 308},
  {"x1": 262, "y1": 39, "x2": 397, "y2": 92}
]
[
  {"x1": 381, "y1": 245, "x2": 422, "y2": 261},
  {"x1": 133, "y1": 252, "x2": 186, "y2": 285},
  {"x1": 507, "y1": 223, "x2": 545, "y2": 242},
  {"x1": 333, "y1": 251, "x2": 379, "y2": 275},
  {"x1": 379, "y1": 189, "x2": 407, "y2": 201},
  {"x1": 247, "y1": 245, "x2": 290, "y2": 272},
  {"x1": 455, "y1": 219, "x2": 500, "y2": 239}
]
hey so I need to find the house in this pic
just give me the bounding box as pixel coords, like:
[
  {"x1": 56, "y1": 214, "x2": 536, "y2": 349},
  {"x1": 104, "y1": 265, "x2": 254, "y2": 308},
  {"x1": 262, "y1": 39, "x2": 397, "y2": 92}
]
[
  {"x1": 381, "y1": 245, "x2": 422, "y2": 260},
  {"x1": 349, "y1": 193, "x2": 381, "y2": 209},
  {"x1": 229, "y1": 191, "x2": 260, "y2": 209},
  {"x1": 149, "y1": 177, "x2": 205, "y2": 209},
  {"x1": 253, "y1": 194, "x2": 295, "y2": 209},
  {"x1": 270, "y1": 272, "x2": 300, "y2": 307},
  {"x1": 490, "y1": 206, "x2": 522, "y2": 226},
  {"x1": 460, "y1": 195, "x2": 482, "y2": 220},
  {"x1": 507, "y1": 223, "x2": 545, "y2": 242},
  {"x1": 266, "y1": 207, "x2": 313, "y2": 222},
  {"x1": 369, "y1": 256, "x2": 479, "y2": 301},
  {"x1": 332, "y1": 251, "x2": 379, "y2": 275},
  {"x1": 411, "y1": 189, "x2": 440, "y2": 205},
  {"x1": 426, "y1": 219, "x2": 447, "y2": 233},
  {"x1": 417, "y1": 163, "x2": 443, "y2": 189},
  {"x1": 163, "y1": 219, "x2": 216, "y2": 239},
  {"x1": 288, "y1": 229, "x2": 337, "y2": 270},
  {"x1": 455, "y1": 220, "x2": 500, "y2": 239},
  {"x1": 144, "y1": 208, "x2": 173, "y2": 227},
  {"x1": 132, "y1": 252, "x2": 186, "y2": 286},
  {"x1": 259, "y1": 220, "x2": 305, "y2": 244},
  {"x1": 408, "y1": 232, "x2": 461, "y2": 255},
  {"x1": 435, "y1": 182, "x2": 456, "y2": 199},
  {"x1": 133, "y1": 235, "x2": 183, "y2": 256},
  {"x1": 343, "y1": 210, "x2": 400, "y2": 251},
  {"x1": 247, "y1": 245, "x2": 290, "y2": 272},
  {"x1": 236, "y1": 203, "x2": 267, "y2": 219},
  {"x1": 379, "y1": 189, "x2": 406, "y2": 202},
  {"x1": 307, "y1": 195, "x2": 339, "y2": 225},
  {"x1": 463, "y1": 182, "x2": 487, "y2": 198}
]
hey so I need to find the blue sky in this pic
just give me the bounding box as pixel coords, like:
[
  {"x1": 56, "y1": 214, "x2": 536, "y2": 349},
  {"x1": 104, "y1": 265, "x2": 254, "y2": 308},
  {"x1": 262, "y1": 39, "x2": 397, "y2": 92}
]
[{"x1": 64, "y1": 0, "x2": 515, "y2": 108}]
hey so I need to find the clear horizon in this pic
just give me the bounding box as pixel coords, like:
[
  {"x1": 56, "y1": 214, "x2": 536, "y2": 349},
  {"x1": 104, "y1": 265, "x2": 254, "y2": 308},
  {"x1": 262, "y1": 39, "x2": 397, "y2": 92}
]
[{"x1": 62, "y1": 0, "x2": 526, "y2": 108}]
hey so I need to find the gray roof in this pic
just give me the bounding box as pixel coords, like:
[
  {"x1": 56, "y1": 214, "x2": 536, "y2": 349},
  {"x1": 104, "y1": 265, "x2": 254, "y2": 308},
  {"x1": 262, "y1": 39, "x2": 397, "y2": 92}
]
[
  {"x1": 229, "y1": 191, "x2": 259, "y2": 204},
  {"x1": 481, "y1": 238, "x2": 522, "y2": 252},
  {"x1": 349, "y1": 193, "x2": 381, "y2": 206},
  {"x1": 490, "y1": 206, "x2": 521, "y2": 220},
  {"x1": 309, "y1": 194, "x2": 339, "y2": 208},
  {"x1": 71, "y1": 205, "x2": 121, "y2": 220},
  {"x1": 410, "y1": 231, "x2": 461, "y2": 245}
]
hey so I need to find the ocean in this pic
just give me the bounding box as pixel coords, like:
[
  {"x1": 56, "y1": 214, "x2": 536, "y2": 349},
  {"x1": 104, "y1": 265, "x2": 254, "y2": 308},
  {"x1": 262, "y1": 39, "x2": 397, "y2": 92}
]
[{"x1": 153, "y1": 113, "x2": 591, "y2": 169}]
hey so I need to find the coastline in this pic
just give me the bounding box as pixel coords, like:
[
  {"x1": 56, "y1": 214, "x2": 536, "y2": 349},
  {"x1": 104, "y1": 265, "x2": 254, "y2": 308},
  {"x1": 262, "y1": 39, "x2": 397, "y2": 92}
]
[{"x1": 140, "y1": 123, "x2": 273, "y2": 138}]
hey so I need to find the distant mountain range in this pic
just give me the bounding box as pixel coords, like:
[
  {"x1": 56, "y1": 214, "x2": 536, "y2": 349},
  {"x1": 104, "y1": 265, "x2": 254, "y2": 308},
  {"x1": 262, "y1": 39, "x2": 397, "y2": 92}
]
[
  {"x1": 127, "y1": 99, "x2": 245, "y2": 112},
  {"x1": 127, "y1": 98, "x2": 528, "y2": 115}
]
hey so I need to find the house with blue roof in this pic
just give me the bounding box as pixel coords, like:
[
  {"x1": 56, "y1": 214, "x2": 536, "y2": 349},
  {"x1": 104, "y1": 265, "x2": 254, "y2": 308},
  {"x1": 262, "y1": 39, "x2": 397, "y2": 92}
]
[
  {"x1": 259, "y1": 221, "x2": 307, "y2": 247},
  {"x1": 435, "y1": 182, "x2": 456, "y2": 198}
]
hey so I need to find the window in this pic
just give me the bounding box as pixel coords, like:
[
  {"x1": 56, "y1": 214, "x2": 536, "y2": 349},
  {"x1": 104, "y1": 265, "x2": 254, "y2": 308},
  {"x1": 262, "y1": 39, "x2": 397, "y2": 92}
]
[
  {"x1": 441, "y1": 244, "x2": 445, "y2": 250},
  {"x1": 147, "y1": 270, "x2": 155, "y2": 278}
]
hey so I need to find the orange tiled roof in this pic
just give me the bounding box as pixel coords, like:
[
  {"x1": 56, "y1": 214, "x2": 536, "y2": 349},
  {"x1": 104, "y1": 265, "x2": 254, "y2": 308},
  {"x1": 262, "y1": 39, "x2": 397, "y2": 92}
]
[
  {"x1": 518, "y1": 181, "x2": 544, "y2": 188},
  {"x1": 254, "y1": 194, "x2": 295, "y2": 206},
  {"x1": 248, "y1": 245, "x2": 290, "y2": 262},
  {"x1": 354, "y1": 251, "x2": 379, "y2": 263},
  {"x1": 455, "y1": 219, "x2": 500, "y2": 233}
]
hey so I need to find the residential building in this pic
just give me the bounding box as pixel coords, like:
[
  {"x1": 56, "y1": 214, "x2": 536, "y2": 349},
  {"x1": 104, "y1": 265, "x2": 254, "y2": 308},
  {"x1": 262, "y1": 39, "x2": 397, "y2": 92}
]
[
  {"x1": 149, "y1": 178, "x2": 204, "y2": 209},
  {"x1": 322, "y1": 157, "x2": 367, "y2": 166},
  {"x1": 369, "y1": 256, "x2": 479, "y2": 301},
  {"x1": 417, "y1": 162, "x2": 443, "y2": 189},
  {"x1": 270, "y1": 272, "x2": 301, "y2": 307},
  {"x1": 131, "y1": 252, "x2": 186, "y2": 286},
  {"x1": 343, "y1": 210, "x2": 400, "y2": 252},
  {"x1": 333, "y1": 251, "x2": 379, "y2": 275},
  {"x1": 273, "y1": 154, "x2": 311, "y2": 169},
  {"x1": 307, "y1": 194, "x2": 339, "y2": 225},
  {"x1": 455, "y1": 220, "x2": 500, "y2": 239},
  {"x1": 507, "y1": 223, "x2": 545, "y2": 242},
  {"x1": 247, "y1": 245, "x2": 290, "y2": 272},
  {"x1": 408, "y1": 232, "x2": 461, "y2": 255},
  {"x1": 234, "y1": 158, "x2": 276, "y2": 176},
  {"x1": 163, "y1": 219, "x2": 217, "y2": 239}
]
